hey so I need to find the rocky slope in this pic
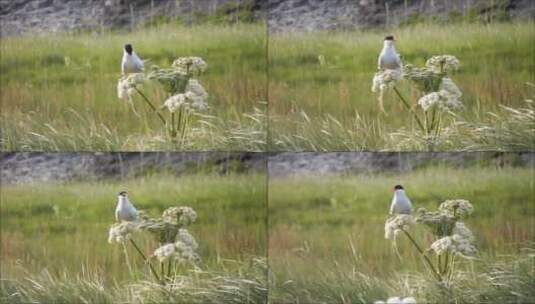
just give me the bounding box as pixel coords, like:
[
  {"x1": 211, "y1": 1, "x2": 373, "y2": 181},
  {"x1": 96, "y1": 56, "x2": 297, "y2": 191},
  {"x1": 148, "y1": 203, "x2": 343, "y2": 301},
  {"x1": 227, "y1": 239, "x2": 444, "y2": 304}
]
[
  {"x1": 0, "y1": 0, "x2": 263, "y2": 36},
  {"x1": 1, "y1": 0, "x2": 533, "y2": 36},
  {"x1": 268, "y1": 152, "x2": 534, "y2": 177},
  {"x1": 0, "y1": 152, "x2": 265, "y2": 184},
  {"x1": 267, "y1": 0, "x2": 535, "y2": 32}
]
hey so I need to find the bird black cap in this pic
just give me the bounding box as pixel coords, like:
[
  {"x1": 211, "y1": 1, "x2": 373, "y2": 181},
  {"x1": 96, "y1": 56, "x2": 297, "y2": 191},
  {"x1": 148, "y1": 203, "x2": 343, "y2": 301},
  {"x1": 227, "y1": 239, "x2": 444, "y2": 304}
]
[
  {"x1": 124, "y1": 44, "x2": 133, "y2": 55},
  {"x1": 394, "y1": 185, "x2": 404, "y2": 190},
  {"x1": 384, "y1": 35, "x2": 395, "y2": 41},
  {"x1": 118, "y1": 191, "x2": 128, "y2": 196}
]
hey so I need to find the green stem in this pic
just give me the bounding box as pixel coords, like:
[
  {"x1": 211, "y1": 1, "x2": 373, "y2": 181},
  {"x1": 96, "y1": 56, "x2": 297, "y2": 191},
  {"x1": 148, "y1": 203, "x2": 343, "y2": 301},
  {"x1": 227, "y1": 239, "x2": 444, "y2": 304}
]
[
  {"x1": 133, "y1": 87, "x2": 166, "y2": 125},
  {"x1": 393, "y1": 87, "x2": 426, "y2": 132},
  {"x1": 129, "y1": 239, "x2": 161, "y2": 283},
  {"x1": 438, "y1": 254, "x2": 442, "y2": 274},
  {"x1": 167, "y1": 259, "x2": 172, "y2": 279},
  {"x1": 430, "y1": 107, "x2": 437, "y2": 132},
  {"x1": 122, "y1": 242, "x2": 135, "y2": 279},
  {"x1": 402, "y1": 229, "x2": 442, "y2": 282},
  {"x1": 181, "y1": 112, "x2": 189, "y2": 146},
  {"x1": 170, "y1": 112, "x2": 176, "y2": 138},
  {"x1": 443, "y1": 251, "x2": 449, "y2": 275}
]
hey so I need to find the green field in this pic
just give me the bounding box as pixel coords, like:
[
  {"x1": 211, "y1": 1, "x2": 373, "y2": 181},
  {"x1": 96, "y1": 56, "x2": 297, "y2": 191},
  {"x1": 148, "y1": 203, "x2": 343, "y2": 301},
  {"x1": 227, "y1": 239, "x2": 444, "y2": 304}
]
[
  {"x1": 269, "y1": 22, "x2": 535, "y2": 151},
  {"x1": 0, "y1": 23, "x2": 267, "y2": 151},
  {"x1": 0, "y1": 173, "x2": 267, "y2": 303},
  {"x1": 269, "y1": 165, "x2": 535, "y2": 303}
]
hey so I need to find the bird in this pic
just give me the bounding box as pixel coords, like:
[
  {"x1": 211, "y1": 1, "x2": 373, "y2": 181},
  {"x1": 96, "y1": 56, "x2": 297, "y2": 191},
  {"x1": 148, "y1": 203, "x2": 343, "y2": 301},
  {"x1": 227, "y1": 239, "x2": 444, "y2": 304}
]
[
  {"x1": 121, "y1": 44, "x2": 144, "y2": 75},
  {"x1": 389, "y1": 184, "x2": 412, "y2": 215},
  {"x1": 377, "y1": 35, "x2": 402, "y2": 70},
  {"x1": 115, "y1": 191, "x2": 139, "y2": 222}
]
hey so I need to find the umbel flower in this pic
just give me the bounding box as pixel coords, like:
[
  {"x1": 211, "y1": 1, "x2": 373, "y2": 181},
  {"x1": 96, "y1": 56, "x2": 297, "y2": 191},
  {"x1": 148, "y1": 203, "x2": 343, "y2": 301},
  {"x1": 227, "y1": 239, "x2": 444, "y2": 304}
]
[
  {"x1": 439, "y1": 199, "x2": 474, "y2": 219},
  {"x1": 415, "y1": 207, "x2": 456, "y2": 237},
  {"x1": 384, "y1": 214, "x2": 414, "y2": 239},
  {"x1": 152, "y1": 229, "x2": 200, "y2": 264},
  {"x1": 172, "y1": 57, "x2": 207, "y2": 75},
  {"x1": 117, "y1": 73, "x2": 145, "y2": 101},
  {"x1": 162, "y1": 206, "x2": 197, "y2": 226},
  {"x1": 148, "y1": 67, "x2": 190, "y2": 95},
  {"x1": 425, "y1": 55, "x2": 460, "y2": 73},
  {"x1": 108, "y1": 221, "x2": 139, "y2": 244},
  {"x1": 162, "y1": 79, "x2": 209, "y2": 113},
  {"x1": 402, "y1": 64, "x2": 443, "y2": 93},
  {"x1": 429, "y1": 224, "x2": 477, "y2": 257},
  {"x1": 371, "y1": 69, "x2": 402, "y2": 93},
  {"x1": 375, "y1": 296, "x2": 417, "y2": 304}
]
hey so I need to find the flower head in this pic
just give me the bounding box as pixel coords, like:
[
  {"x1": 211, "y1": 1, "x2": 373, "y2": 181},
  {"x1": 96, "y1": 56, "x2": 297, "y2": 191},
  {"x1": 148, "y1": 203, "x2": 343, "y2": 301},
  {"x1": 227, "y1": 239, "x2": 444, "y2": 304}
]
[
  {"x1": 415, "y1": 208, "x2": 456, "y2": 237},
  {"x1": 385, "y1": 214, "x2": 414, "y2": 240},
  {"x1": 372, "y1": 69, "x2": 402, "y2": 93},
  {"x1": 172, "y1": 57, "x2": 207, "y2": 75},
  {"x1": 148, "y1": 66, "x2": 190, "y2": 94},
  {"x1": 425, "y1": 55, "x2": 460, "y2": 73},
  {"x1": 439, "y1": 199, "x2": 473, "y2": 218},
  {"x1": 153, "y1": 243, "x2": 177, "y2": 262},
  {"x1": 375, "y1": 297, "x2": 417, "y2": 304},
  {"x1": 430, "y1": 236, "x2": 453, "y2": 255},
  {"x1": 108, "y1": 222, "x2": 138, "y2": 244},
  {"x1": 417, "y1": 77, "x2": 462, "y2": 111},
  {"x1": 163, "y1": 94, "x2": 187, "y2": 113},
  {"x1": 402, "y1": 64, "x2": 443, "y2": 93},
  {"x1": 162, "y1": 206, "x2": 197, "y2": 226}
]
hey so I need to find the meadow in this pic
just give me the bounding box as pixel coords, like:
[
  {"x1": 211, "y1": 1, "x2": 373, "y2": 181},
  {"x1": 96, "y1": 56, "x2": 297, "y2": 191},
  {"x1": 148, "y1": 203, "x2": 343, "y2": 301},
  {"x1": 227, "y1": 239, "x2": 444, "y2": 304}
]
[
  {"x1": 0, "y1": 173, "x2": 267, "y2": 303},
  {"x1": 0, "y1": 23, "x2": 267, "y2": 151},
  {"x1": 268, "y1": 165, "x2": 535, "y2": 303},
  {"x1": 268, "y1": 22, "x2": 535, "y2": 151}
]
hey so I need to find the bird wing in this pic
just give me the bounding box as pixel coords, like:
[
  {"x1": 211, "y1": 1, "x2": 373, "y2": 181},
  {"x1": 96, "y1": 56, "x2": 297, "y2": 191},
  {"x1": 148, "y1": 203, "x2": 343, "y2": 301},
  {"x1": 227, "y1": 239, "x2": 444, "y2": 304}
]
[
  {"x1": 132, "y1": 53, "x2": 144, "y2": 71},
  {"x1": 121, "y1": 54, "x2": 127, "y2": 74},
  {"x1": 389, "y1": 197, "x2": 395, "y2": 215},
  {"x1": 378, "y1": 53, "x2": 384, "y2": 70},
  {"x1": 115, "y1": 206, "x2": 120, "y2": 222}
]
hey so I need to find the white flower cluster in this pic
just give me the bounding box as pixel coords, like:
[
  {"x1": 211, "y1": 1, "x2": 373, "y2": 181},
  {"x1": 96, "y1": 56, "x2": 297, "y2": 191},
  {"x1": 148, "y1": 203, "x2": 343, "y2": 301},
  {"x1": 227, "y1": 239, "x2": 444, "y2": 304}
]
[
  {"x1": 430, "y1": 221, "x2": 476, "y2": 257},
  {"x1": 417, "y1": 77, "x2": 462, "y2": 111},
  {"x1": 153, "y1": 228, "x2": 199, "y2": 263},
  {"x1": 162, "y1": 206, "x2": 197, "y2": 226},
  {"x1": 117, "y1": 73, "x2": 145, "y2": 101},
  {"x1": 425, "y1": 55, "x2": 460, "y2": 73},
  {"x1": 375, "y1": 296, "x2": 417, "y2": 304},
  {"x1": 172, "y1": 57, "x2": 207, "y2": 74},
  {"x1": 372, "y1": 69, "x2": 402, "y2": 93},
  {"x1": 163, "y1": 79, "x2": 209, "y2": 113},
  {"x1": 108, "y1": 222, "x2": 138, "y2": 244},
  {"x1": 439, "y1": 199, "x2": 474, "y2": 218},
  {"x1": 385, "y1": 214, "x2": 414, "y2": 239}
]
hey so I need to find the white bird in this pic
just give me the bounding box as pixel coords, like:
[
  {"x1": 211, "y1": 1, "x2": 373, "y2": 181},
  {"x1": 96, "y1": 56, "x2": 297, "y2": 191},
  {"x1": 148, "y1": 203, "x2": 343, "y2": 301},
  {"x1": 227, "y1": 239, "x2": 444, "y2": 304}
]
[
  {"x1": 389, "y1": 184, "x2": 412, "y2": 215},
  {"x1": 121, "y1": 44, "x2": 144, "y2": 75},
  {"x1": 115, "y1": 191, "x2": 138, "y2": 222},
  {"x1": 377, "y1": 35, "x2": 402, "y2": 70}
]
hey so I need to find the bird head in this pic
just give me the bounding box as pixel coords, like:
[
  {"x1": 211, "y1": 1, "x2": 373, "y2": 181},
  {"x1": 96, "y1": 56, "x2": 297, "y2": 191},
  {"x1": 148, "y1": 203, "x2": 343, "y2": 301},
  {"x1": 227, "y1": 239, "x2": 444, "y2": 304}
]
[
  {"x1": 384, "y1": 35, "x2": 395, "y2": 47},
  {"x1": 393, "y1": 184, "x2": 404, "y2": 192},
  {"x1": 118, "y1": 191, "x2": 128, "y2": 198},
  {"x1": 124, "y1": 44, "x2": 133, "y2": 55}
]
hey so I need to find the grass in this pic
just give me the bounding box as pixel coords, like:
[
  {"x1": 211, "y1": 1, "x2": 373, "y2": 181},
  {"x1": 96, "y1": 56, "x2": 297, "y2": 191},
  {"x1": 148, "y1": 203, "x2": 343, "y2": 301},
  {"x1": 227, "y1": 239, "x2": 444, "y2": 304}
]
[
  {"x1": 268, "y1": 22, "x2": 535, "y2": 151},
  {"x1": 0, "y1": 173, "x2": 267, "y2": 303},
  {"x1": 0, "y1": 23, "x2": 267, "y2": 151},
  {"x1": 268, "y1": 165, "x2": 535, "y2": 303}
]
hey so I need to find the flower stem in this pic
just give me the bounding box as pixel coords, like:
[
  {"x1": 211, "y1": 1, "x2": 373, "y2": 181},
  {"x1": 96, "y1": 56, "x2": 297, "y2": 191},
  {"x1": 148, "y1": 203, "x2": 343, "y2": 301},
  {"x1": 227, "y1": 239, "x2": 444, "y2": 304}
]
[
  {"x1": 401, "y1": 229, "x2": 442, "y2": 282},
  {"x1": 133, "y1": 87, "x2": 166, "y2": 125},
  {"x1": 393, "y1": 87, "x2": 426, "y2": 132},
  {"x1": 129, "y1": 239, "x2": 161, "y2": 283}
]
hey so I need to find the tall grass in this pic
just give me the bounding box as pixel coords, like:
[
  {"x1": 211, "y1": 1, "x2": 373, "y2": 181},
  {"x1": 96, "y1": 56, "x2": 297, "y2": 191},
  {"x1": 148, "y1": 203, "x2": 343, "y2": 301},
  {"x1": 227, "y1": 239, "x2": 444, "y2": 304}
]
[
  {"x1": 269, "y1": 22, "x2": 535, "y2": 151},
  {"x1": 268, "y1": 165, "x2": 535, "y2": 302},
  {"x1": 0, "y1": 23, "x2": 267, "y2": 151}
]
